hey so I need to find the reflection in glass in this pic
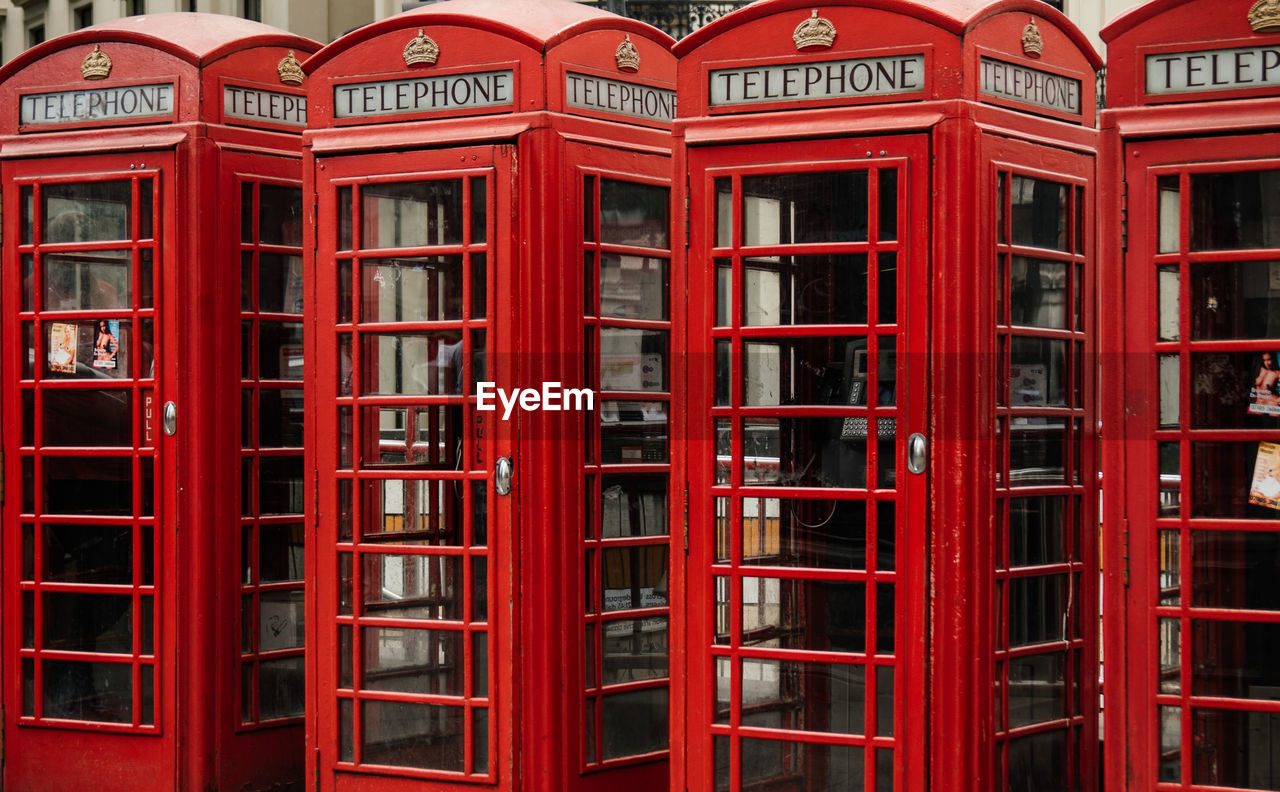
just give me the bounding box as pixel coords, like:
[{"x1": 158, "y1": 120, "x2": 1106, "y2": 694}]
[
  {"x1": 258, "y1": 184, "x2": 303, "y2": 246},
  {"x1": 43, "y1": 592, "x2": 131, "y2": 652},
  {"x1": 42, "y1": 181, "x2": 131, "y2": 242},
  {"x1": 44, "y1": 253, "x2": 131, "y2": 311},
  {"x1": 361, "y1": 333, "x2": 464, "y2": 395},
  {"x1": 1190, "y1": 170, "x2": 1280, "y2": 250},
  {"x1": 362, "y1": 478, "x2": 462, "y2": 543},
  {"x1": 1192, "y1": 531, "x2": 1280, "y2": 610},
  {"x1": 1009, "y1": 419, "x2": 1066, "y2": 486},
  {"x1": 741, "y1": 576, "x2": 866, "y2": 652},
  {"x1": 1008, "y1": 730, "x2": 1066, "y2": 790},
  {"x1": 600, "y1": 254, "x2": 668, "y2": 320},
  {"x1": 715, "y1": 178, "x2": 732, "y2": 248},
  {"x1": 362, "y1": 554, "x2": 460, "y2": 620},
  {"x1": 741, "y1": 417, "x2": 873, "y2": 489},
  {"x1": 43, "y1": 660, "x2": 131, "y2": 722},
  {"x1": 361, "y1": 700, "x2": 463, "y2": 771},
  {"x1": 1159, "y1": 442, "x2": 1181, "y2": 517},
  {"x1": 259, "y1": 389, "x2": 303, "y2": 447},
  {"x1": 1190, "y1": 620, "x2": 1280, "y2": 700},
  {"x1": 716, "y1": 260, "x2": 732, "y2": 326},
  {"x1": 742, "y1": 255, "x2": 869, "y2": 326},
  {"x1": 1007, "y1": 574, "x2": 1067, "y2": 647},
  {"x1": 1160, "y1": 617, "x2": 1180, "y2": 694},
  {"x1": 260, "y1": 322, "x2": 304, "y2": 380},
  {"x1": 259, "y1": 657, "x2": 304, "y2": 720},
  {"x1": 600, "y1": 329, "x2": 667, "y2": 392},
  {"x1": 741, "y1": 658, "x2": 865, "y2": 734},
  {"x1": 361, "y1": 180, "x2": 462, "y2": 249},
  {"x1": 362, "y1": 257, "x2": 463, "y2": 323},
  {"x1": 1159, "y1": 530, "x2": 1180, "y2": 606},
  {"x1": 362, "y1": 405, "x2": 461, "y2": 469},
  {"x1": 739, "y1": 497, "x2": 882, "y2": 570},
  {"x1": 1011, "y1": 258, "x2": 1067, "y2": 328},
  {"x1": 601, "y1": 617, "x2": 668, "y2": 684},
  {"x1": 740, "y1": 738, "x2": 863, "y2": 790},
  {"x1": 600, "y1": 180, "x2": 669, "y2": 249},
  {"x1": 1010, "y1": 176, "x2": 1068, "y2": 251},
  {"x1": 1009, "y1": 337, "x2": 1066, "y2": 407},
  {"x1": 602, "y1": 688, "x2": 668, "y2": 759},
  {"x1": 259, "y1": 254, "x2": 304, "y2": 314},
  {"x1": 1159, "y1": 354, "x2": 1180, "y2": 429},
  {"x1": 742, "y1": 171, "x2": 868, "y2": 245},
  {"x1": 1192, "y1": 707, "x2": 1280, "y2": 788},
  {"x1": 1008, "y1": 653, "x2": 1064, "y2": 728},
  {"x1": 42, "y1": 389, "x2": 132, "y2": 447},
  {"x1": 743, "y1": 336, "x2": 887, "y2": 407},
  {"x1": 1191, "y1": 260, "x2": 1280, "y2": 339},
  {"x1": 362, "y1": 627, "x2": 460, "y2": 695},
  {"x1": 1159, "y1": 706, "x2": 1181, "y2": 783},
  {"x1": 1009, "y1": 496, "x2": 1066, "y2": 567}
]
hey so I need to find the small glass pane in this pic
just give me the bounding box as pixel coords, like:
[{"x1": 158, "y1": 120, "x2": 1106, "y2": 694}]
[
  {"x1": 740, "y1": 739, "x2": 862, "y2": 789},
  {"x1": 600, "y1": 255, "x2": 668, "y2": 320},
  {"x1": 259, "y1": 456, "x2": 304, "y2": 515},
  {"x1": 742, "y1": 172, "x2": 868, "y2": 245},
  {"x1": 337, "y1": 187, "x2": 353, "y2": 251},
  {"x1": 361, "y1": 478, "x2": 462, "y2": 543},
  {"x1": 339, "y1": 699, "x2": 354, "y2": 762},
  {"x1": 22, "y1": 658, "x2": 35, "y2": 716},
  {"x1": 741, "y1": 576, "x2": 866, "y2": 652},
  {"x1": 361, "y1": 700, "x2": 463, "y2": 771},
  {"x1": 1158, "y1": 266, "x2": 1179, "y2": 341},
  {"x1": 258, "y1": 184, "x2": 303, "y2": 247},
  {"x1": 259, "y1": 253, "x2": 304, "y2": 315},
  {"x1": 715, "y1": 340, "x2": 730, "y2": 407},
  {"x1": 473, "y1": 708, "x2": 490, "y2": 774},
  {"x1": 1192, "y1": 707, "x2": 1280, "y2": 788},
  {"x1": 1193, "y1": 351, "x2": 1280, "y2": 428},
  {"x1": 260, "y1": 322, "x2": 304, "y2": 380},
  {"x1": 740, "y1": 497, "x2": 869, "y2": 569},
  {"x1": 362, "y1": 554, "x2": 460, "y2": 620},
  {"x1": 473, "y1": 631, "x2": 489, "y2": 696},
  {"x1": 259, "y1": 389, "x2": 304, "y2": 447},
  {"x1": 259, "y1": 590, "x2": 304, "y2": 651},
  {"x1": 43, "y1": 456, "x2": 132, "y2": 515},
  {"x1": 471, "y1": 178, "x2": 486, "y2": 244},
  {"x1": 21, "y1": 185, "x2": 34, "y2": 244},
  {"x1": 42, "y1": 181, "x2": 131, "y2": 242},
  {"x1": 472, "y1": 556, "x2": 487, "y2": 622},
  {"x1": 43, "y1": 592, "x2": 132, "y2": 652},
  {"x1": 361, "y1": 333, "x2": 465, "y2": 395},
  {"x1": 1158, "y1": 175, "x2": 1181, "y2": 254},
  {"x1": 600, "y1": 401, "x2": 667, "y2": 464},
  {"x1": 1160, "y1": 617, "x2": 1180, "y2": 694},
  {"x1": 43, "y1": 660, "x2": 132, "y2": 722},
  {"x1": 741, "y1": 417, "x2": 867, "y2": 489},
  {"x1": 740, "y1": 657, "x2": 864, "y2": 734},
  {"x1": 715, "y1": 260, "x2": 732, "y2": 326},
  {"x1": 472, "y1": 480, "x2": 488, "y2": 545},
  {"x1": 601, "y1": 546, "x2": 668, "y2": 611},
  {"x1": 1010, "y1": 176, "x2": 1068, "y2": 251},
  {"x1": 1008, "y1": 730, "x2": 1066, "y2": 790},
  {"x1": 1009, "y1": 419, "x2": 1066, "y2": 487},
  {"x1": 1191, "y1": 260, "x2": 1280, "y2": 340},
  {"x1": 241, "y1": 181, "x2": 255, "y2": 242},
  {"x1": 600, "y1": 329, "x2": 667, "y2": 392},
  {"x1": 1011, "y1": 257, "x2": 1067, "y2": 328},
  {"x1": 45, "y1": 319, "x2": 132, "y2": 380},
  {"x1": 1008, "y1": 652, "x2": 1065, "y2": 728},
  {"x1": 743, "y1": 255, "x2": 868, "y2": 327},
  {"x1": 42, "y1": 524, "x2": 132, "y2": 583},
  {"x1": 601, "y1": 475, "x2": 667, "y2": 537},
  {"x1": 601, "y1": 617, "x2": 668, "y2": 684},
  {"x1": 1190, "y1": 620, "x2": 1280, "y2": 699},
  {"x1": 1159, "y1": 442, "x2": 1181, "y2": 516},
  {"x1": 876, "y1": 666, "x2": 894, "y2": 737},
  {"x1": 878, "y1": 252, "x2": 897, "y2": 325},
  {"x1": 361, "y1": 180, "x2": 463, "y2": 249},
  {"x1": 879, "y1": 168, "x2": 898, "y2": 241},
  {"x1": 1159, "y1": 705, "x2": 1181, "y2": 783},
  {"x1": 360, "y1": 405, "x2": 462, "y2": 469},
  {"x1": 21, "y1": 254, "x2": 34, "y2": 312},
  {"x1": 362, "y1": 256, "x2": 463, "y2": 323},
  {"x1": 471, "y1": 253, "x2": 487, "y2": 319},
  {"x1": 259, "y1": 657, "x2": 304, "y2": 720},
  {"x1": 715, "y1": 178, "x2": 732, "y2": 248},
  {"x1": 1190, "y1": 170, "x2": 1280, "y2": 250},
  {"x1": 602, "y1": 688, "x2": 668, "y2": 760},
  {"x1": 600, "y1": 179, "x2": 668, "y2": 249},
  {"x1": 1159, "y1": 530, "x2": 1181, "y2": 606},
  {"x1": 742, "y1": 336, "x2": 875, "y2": 407},
  {"x1": 260, "y1": 523, "x2": 304, "y2": 582},
  {"x1": 1010, "y1": 337, "x2": 1067, "y2": 407},
  {"x1": 1009, "y1": 497, "x2": 1066, "y2": 567},
  {"x1": 362, "y1": 627, "x2": 461, "y2": 695},
  {"x1": 42, "y1": 389, "x2": 132, "y2": 447},
  {"x1": 1197, "y1": 441, "x2": 1280, "y2": 518},
  {"x1": 44, "y1": 253, "x2": 131, "y2": 311},
  {"x1": 1007, "y1": 574, "x2": 1068, "y2": 647}
]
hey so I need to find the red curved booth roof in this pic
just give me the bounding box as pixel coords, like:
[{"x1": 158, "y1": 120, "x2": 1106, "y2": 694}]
[
  {"x1": 0, "y1": 12, "x2": 317, "y2": 82},
  {"x1": 673, "y1": 0, "x2": 1100, "y2": 67},
  {"x1": 305, "y1": 0, "x2": 674, "y2": 73}
]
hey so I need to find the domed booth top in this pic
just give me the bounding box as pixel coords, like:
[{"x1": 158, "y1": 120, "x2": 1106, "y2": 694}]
[
  {"x1": 674, "y1": 0, "x2": 1099, "y2": 130},
  {"x1": 303, "y1": 0, "x2": 675, "y2": 134},
  {"x1": 0, "y1": 13, "x2": 317, "y2": 138}
]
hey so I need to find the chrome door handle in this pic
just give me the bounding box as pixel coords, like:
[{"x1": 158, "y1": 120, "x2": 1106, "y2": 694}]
[
  {"x1": 907, "y1": 433, "x2": 927, "y2": 475},
  {"x1": 495, "y1": 456, "x2": 513, "y2": 495},
  {"x1": 163, "y1": 401, "x2": 177, "y2": 436}
]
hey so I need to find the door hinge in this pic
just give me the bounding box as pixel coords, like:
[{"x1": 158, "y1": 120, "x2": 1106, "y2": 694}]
[
  {"x1": 314, "y1": 747, "x2": 321, "y2": 791},
  {"x1": 1121, "y1": 518, "x2": 1131, "y2": 588},
  {"x1": 1120, "y1": 180, "x2": 1129, "y2": 254},
  {"x1": 1, "y1": 446, "x2": 5, "y2": 507},
  {"x1": 311, "y1": 193, "x2": 319, "y2": 255},
  {"x1": 683, "y1": 482, "x2": 690, "y2": 554},
  {"x1": 683, "y1": 186, "x2": 690, "y2": 246},
  {"x1": 312, "y1": 468, "x2": 320, "y2": 529}
]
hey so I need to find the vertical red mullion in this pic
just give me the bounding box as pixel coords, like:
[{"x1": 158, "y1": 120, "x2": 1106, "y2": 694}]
[
  {"x1": 864, "y1": 162, "x2": 882, "y2": 792},
  {"x1": 348, "y1": 182, "x2": 364, "y2": 767},
  {"x1": 30, "y1": 181, "x2": 44, "y2": 722},
  {"x1": 1175, "y1": 170, "x2": 1193, "y2": 790}
]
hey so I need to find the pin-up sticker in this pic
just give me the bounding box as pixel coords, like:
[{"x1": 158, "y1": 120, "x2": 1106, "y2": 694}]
[
  {"x1": 49, "y1": 322, "x2": 78, "y2": 373},
  {"x1": 93, "y1": 318, "x2": 119, "y2": 370},
  {"x1": 1249, "y1": 351, "x2": 1280, "y2": 417}
]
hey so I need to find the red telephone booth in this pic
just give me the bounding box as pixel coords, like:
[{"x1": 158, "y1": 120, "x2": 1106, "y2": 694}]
[
  {"x1": 673, "y1": 2, "x2": 1100, "y2": 790},
  {"x1": 301, "y1": 1, "x2": 676, "y2": 789},
  {"x1": 1100, "y1": 2, "x2": 1280, "y2": 790},
  {"x1": 0, "y1": 15, "x2": 317, "y2": 792}
]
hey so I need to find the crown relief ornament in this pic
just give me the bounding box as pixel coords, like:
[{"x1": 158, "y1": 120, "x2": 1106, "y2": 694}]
[
  {"x1": 403, "y1": 29, "x2": 440, "y2": 68},
  {"x1": 1022, "y1": 17, "x2": 1044, "y2": 58},
  {"x1": 793, "y1": 10, "x2": 836, "y2": 51},
  {"x1": 1250, "y1": 0, "x2": 1280, "y2": 33},
  {"x1": 277, "y1": 51, "x2": 304, "y2": 86},
  {"x1": 81, "y1": 44, "x2": 112, "y2": 81},
  {"x1": 615, "y1": 34, "x2": 640, "y2": 73}
]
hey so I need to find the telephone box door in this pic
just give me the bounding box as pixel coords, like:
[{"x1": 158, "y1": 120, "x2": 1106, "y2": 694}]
[
  {"x1": 311, "y1": 144, "x2": 513, "y2": 790},
  {"x1": 1122, "y1": 133, "x2": 1280, "y2": 792},
  {"x1": 4, "y1": 151, "x2": 177, "y2": 787},
  {"x1": 684, "y1": 134, "x2": 929, "y2": 792}
]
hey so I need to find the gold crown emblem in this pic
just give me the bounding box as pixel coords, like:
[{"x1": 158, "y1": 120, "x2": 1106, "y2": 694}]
[
  {"x1": 403, "y1": 29, "x2": 439, "y2": 67},
  {"x1": 1250, "y1": 0, "x2": 1280, "y2": 33},
  {"x1": 277, "y1": 51, "x2": 304, "y2": 86},
  {"x1": 615, "y1": 34, "x2": 640, "y2": 72},
  {"x1": 81, "y1": 44, "x2": 112, "y2": 81},
  {"x1": 1022, "y1": 18, "x2": 1044, "y2": 58},
  {"x1": 793, "y1": 10, "x2": 836, "y2": 51}
]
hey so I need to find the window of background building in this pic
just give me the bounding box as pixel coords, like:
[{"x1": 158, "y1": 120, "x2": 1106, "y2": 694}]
[
  {"x1": 242, "y1": 0, "x2": 261, "y2": 21},
  {"x1": 185, "y1": 0, "x2": 197, "y2": 12},
  {"x1": 1040, "y1": 0, "x2": 1065, "y2": 9},
  {"x1": 130, "y1": 0, "x2": 147, "y2": 16},
  {"x1": 73, "y1": 4, "x2": 93, "y2": 30},
  {"x1": 27, "y1": 23, "x2": 45, "y2": 48}
]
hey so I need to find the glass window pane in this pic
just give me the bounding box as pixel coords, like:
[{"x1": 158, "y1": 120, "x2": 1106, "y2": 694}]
[
  {"x1": 361, "y1": 478, "x2": 463, "y2": 544},
  {"x1": 42, "y1": 660, "x2": 132, "y2": 722},
  {"x1": 1008, "y1": 730, "x2": 1066, "y2": 791},
  {"x1": 42, "y1": 523, "x2": 132, "y2": 583},
  {"x1": 600, "y1": 401, "x2": 667, "y2": 464},
  {"x1": 1191, "y1": 260, "x2": 1280, "y2": 339},
  {"x1": 1009, "y1": 419, "x2": 1067, "y2": 487},
  {"x1": 1010, "y1": 176, "x2": 1068, "y2": 251},
  {"x1": 1191, "y1": 170, "x2": 1280, "y2": 250},
  {"x1": 1193, "y1": 707, "x2": 1280, "y2": 788},
  {"x1": 1158, "y1": 175, "x2": 1181, "y2": 254},
  {"x1": 260, "y1": 523, "x2": 304, "y2": 582},
  {"x1": 715, "y1": 178, "x2": 732, "y2": 247},
  {"x1": 1199, "y1": 441, "x2": 1280, "y2": 519},
  {"x1": 259, "y1": 590, "x2": 304, "y2": 651},
  {"x1": 258, "y1": 184, "x2": 303, "y2": 247},
  {"x1": 1008, "y1": 652, "x2": 1065, "y2": 728},
  {"x1": 740, "y1": 497, "x2": 869, "y2": 569},
  {"x1": 740, "y1": 417, "x2": 870, "y2": 489},
  {"x1": 361, "y1": 181, "x2": 463, "y2": 249},
  {"x1": 361, "y1": 700, "x2": 463, "y2": 771},
  {"x1": 741, "y1": 738, "x2": 863, "y2": 789},
  {"x1": 601, "y1": 617, "x2": 668, "y2": 684},
  {"x1": 361, "y1": 256, "x2": 464, "y2": 323},
  {"x1": 743, "y1": 254, "x2": 869, "y2": 327},
  {"x1": 1007, "y1": 574, "x2": 1068, "y2": 647},
  {"x1": 259, "y1": 656, "x2": 304, "y2": 720},
  {"x1": 43, "y1": 455, "x2": 133, "y2": 515},
  {"x1": 471, "y1": 178, "x2": 486, "y2": 244},
  {"x1": 361, "y1": 332, "x2": 464, "y2": 395},
  {"x1": 362, "y1": 554, "x2": 461, "y2": 620},
  {"x1": 743, "y1": 336, "x2": 889, "y2": 408},
  {"x1": 602, "y1": 546, "x2": 668, "y2": 611},
  {"x1": 43, "y1": 252, "x2": 131, "y2": 312},
  {"x1": 1009, "y1": 496, "x2": 1067, "y2": 567},
  {"x1": 43, "y1": 592, "x2": 132, "y2": 652},
  {"x1": 741, "y1": 658, "x2": 865, "y2": 734},
  {"x1": 1010, "y1": 337, "x2": 1067, "y2": 407},
  {"x1": 600, "y1": 180, "x2": 668, "y2": 249},
  {"x1": 1159, "y1": 705, "x2": 1181, "y2": 783},
  {"x1": 259, "y1": 253, "x2": 304, "y2": 315},
  {"x1": 362, "y1": 627, "x2": 461, "y2": 695},
  {"x1": 259, "y1": 456, "x2": 304, "y2": 515},
  {"x1": 602, "y1": 688, "x2": 668, "y2": 759},
  {"x1": 360, "y1": 405, "x2": 462, "y2": 469},
  {"x1": 879, "y1": 169, "x2": 898, "y2": 241},
  {"x1": 600, "y1": 329, "x2": 667, "y2": 392},
  {"x1": 1191, "y1": 620, "x2": 1280, "y2": 699},
  {"x1": 600, "y1": 255, "x2": 668, "y2": 320},
  {"x1": 1011, "y1": 257, "x2": 1067, "y2": 328},
  {"x1": 260, "y1": 322, "x2": 304, "y2": 380},
  {"x1": 259, "y1": 389, "x2": 303, "y2": 447},
  {"x1": 45, "y1": 319, "x2": 132, "y2": 380},
  {"x1": 42, "y1": 181, "x2": 131, "y2": 242},
  {"x1": 42, "y1": 389, "x2": 132, "y2": 447},
  {"x1": 741, "y1": 172, "x2": 868, "y2": 245},
  {"x1": 1192, "y1": 531, "x2": 1280, "y2": 610},
  {"x1": 742, "y1": 576, "x2": 866, "y2": 653},
  {"x1": 601, "y1": 475, "x2": 667, "y2": 537}
]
